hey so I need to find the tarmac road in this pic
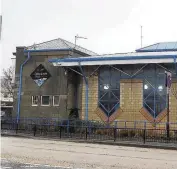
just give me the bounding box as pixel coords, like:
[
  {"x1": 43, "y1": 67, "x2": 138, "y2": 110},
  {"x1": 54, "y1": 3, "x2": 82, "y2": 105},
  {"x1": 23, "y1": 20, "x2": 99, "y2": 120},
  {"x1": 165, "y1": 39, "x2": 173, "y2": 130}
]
[
  {"x1": 1, "y1": 158, "x2": 75, "y2": 169},
  {"x1": 1, "y1": 136, "x2": 177, "y2": 169}
]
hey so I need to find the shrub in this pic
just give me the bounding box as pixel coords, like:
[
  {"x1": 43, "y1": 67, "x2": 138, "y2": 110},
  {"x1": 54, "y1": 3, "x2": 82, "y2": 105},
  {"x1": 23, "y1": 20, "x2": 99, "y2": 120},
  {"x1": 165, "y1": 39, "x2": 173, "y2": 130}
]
[
  {"x1": 129, "y1": 130, "x2": 136, "y2": 137},
  {"x1": 119, "y1": 130, "x2": 128, "y2": 137},
  {"x1": 95, "y1": 129, "x2": 102, "y2": 135}
]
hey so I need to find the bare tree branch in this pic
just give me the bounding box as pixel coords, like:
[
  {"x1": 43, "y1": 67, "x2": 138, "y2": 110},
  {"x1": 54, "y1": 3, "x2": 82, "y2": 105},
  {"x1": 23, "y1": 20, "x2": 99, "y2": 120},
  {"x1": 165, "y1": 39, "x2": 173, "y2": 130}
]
[{"x1": 1, "y1": 66, "x2": 15, "y2": 97}]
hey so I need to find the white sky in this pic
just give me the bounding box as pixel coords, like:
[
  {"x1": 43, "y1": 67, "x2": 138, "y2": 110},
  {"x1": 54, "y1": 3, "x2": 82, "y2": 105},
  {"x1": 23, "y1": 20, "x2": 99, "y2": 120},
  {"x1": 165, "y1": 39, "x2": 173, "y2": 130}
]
[{"x1": 0, "y1": 0, "x2": 177, "y2": 75}]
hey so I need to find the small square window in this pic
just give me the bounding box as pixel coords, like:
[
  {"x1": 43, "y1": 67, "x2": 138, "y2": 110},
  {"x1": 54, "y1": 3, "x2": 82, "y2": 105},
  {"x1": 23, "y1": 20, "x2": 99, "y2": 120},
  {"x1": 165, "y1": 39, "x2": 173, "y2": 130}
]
[
  {"x1": 53, "y1": 95, "x2": 60, "y2": 106},
  {"x1": 41, "y1": 96, "x2": 50, "y2": 106},
  {"x1": 32, "y1": 96, "x2": 39, "y2": 106}
]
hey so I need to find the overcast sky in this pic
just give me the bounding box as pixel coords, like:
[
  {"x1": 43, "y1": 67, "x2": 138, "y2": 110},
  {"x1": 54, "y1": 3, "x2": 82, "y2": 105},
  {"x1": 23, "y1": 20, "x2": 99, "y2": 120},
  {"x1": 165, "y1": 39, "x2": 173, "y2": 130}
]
[{"x1": 0, "y1": 0, "x2": 177, "y2": 75}]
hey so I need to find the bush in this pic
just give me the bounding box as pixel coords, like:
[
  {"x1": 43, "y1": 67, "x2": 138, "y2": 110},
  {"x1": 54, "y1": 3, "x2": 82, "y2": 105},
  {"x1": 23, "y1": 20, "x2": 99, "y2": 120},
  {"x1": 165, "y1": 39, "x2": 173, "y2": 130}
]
[
  {"x1": 119, "y1": 130, "x2": 129, "y2": 137},
  {"x1": 95, "y1": 129, "x2": 102, "y2": 135},
  {"x1": 129, "y1": 130, "x2": 136, "y2": 137}
]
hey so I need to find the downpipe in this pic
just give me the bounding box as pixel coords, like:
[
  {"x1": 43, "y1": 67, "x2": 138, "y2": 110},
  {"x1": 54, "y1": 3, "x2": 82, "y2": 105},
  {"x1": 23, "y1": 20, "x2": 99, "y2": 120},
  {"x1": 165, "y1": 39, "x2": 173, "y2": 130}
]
[
  {"x1": 16, "y1": 52, "x2": 31, "y2": 123},
  {"x1": 78, "y1": 62, "x2": 88, "y2": 121}
]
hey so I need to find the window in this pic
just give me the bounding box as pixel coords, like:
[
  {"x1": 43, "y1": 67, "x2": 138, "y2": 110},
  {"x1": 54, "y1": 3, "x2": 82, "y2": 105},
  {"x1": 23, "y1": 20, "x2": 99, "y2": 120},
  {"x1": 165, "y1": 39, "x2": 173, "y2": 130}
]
[
  {"x1": 98, "y1": 64, "x2": 175, "y2": 118},
  {"x1": 32, "y1": 96, "x2": 39, "y2": 106},
  {"x1": 99, "y1": 67, "x2": 120, "y2": 117},
  {"x1": 143, "y1": 64, "x2": 167, "y2": 117},
  {"x1": 41, "y1": 96, "x2": 50, "y2": 106},
  {"x1": 53, "y1": 95, "x2": 60, "y2": 106}
]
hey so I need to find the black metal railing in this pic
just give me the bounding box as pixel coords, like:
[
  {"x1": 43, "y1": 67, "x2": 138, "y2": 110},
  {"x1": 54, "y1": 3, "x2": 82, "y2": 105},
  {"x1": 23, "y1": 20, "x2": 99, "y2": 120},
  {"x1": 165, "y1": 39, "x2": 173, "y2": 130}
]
[{"x1": 1, "y1": 120, "x2": 177, "y2": 144}]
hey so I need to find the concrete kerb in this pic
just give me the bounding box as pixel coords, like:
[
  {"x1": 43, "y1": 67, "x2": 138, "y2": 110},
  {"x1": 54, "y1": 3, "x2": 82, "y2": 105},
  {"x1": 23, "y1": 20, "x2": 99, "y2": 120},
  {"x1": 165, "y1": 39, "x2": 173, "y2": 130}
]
[{"x1": 1, "y1": 133, "x2": 177, "y2": 151}]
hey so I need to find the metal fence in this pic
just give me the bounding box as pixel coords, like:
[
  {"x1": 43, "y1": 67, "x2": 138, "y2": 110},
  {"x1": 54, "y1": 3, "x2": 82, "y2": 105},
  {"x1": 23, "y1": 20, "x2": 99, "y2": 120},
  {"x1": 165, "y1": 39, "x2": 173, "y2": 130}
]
[
  {"x1": 1, "y1": 119, "x2": 177, "y2": 144},
  {"x1": 2, "y1": 118, "x2": 177, "y2": 129}
]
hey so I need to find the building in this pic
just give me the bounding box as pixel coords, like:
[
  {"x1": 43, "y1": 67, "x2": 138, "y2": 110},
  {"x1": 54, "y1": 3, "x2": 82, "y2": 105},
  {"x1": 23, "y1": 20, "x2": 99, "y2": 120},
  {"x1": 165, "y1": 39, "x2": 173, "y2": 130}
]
[
  {"x1": 12, "y1": 38, "x2": 97, "y2": 121},
  {"x1": 1, "y1": 93, "x2": 13, "y2": 118},
  {"x1": 13, "y1": 39, "x2": 177, "y2": 128}
]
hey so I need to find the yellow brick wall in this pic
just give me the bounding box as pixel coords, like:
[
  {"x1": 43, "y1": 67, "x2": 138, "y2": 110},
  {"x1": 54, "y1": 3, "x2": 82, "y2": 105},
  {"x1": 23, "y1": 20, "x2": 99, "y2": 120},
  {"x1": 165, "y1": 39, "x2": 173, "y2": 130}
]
[
  {"x1": 170, "y1": 82, "x2": 177, "y2": 122},
  {"x1": 159, "y1": 82, "x2": 177, "y2": 129},
  {"x1": 81, "y1": 75, "x2": 100, "y2": 121},
  {"x1": 81, "y1": 76, "x2": 177, "y2": 129},
  {"x1": 115, "y1": 79, "x2": 149, "y2": 128}
]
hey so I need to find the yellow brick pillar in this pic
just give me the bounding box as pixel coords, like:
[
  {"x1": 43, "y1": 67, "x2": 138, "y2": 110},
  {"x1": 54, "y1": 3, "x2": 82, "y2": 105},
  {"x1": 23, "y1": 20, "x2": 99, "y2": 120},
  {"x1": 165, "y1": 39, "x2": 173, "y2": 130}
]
[
  {"x1": 81, "y1": 75, "x2": 100, "y2": 121},
  {"x1": 155, "y1": 82, "x2": 177, "y2": 129},
  {"x1": 169, "y1": 82, "x2": 177, "y2": 129}
]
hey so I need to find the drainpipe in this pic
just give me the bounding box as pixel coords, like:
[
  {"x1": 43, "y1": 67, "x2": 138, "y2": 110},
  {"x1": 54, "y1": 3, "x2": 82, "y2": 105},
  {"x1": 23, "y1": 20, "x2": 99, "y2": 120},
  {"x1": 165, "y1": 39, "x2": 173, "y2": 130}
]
[
  {"x1": 78, "y1": 62, "x2": 88, "y2": 121},
  {"x1": 174, "y1": 57, "x2": 177, "y2": 75},
  {"x1": 16, "y1": 52, "x2": 31, "y2": 123}
]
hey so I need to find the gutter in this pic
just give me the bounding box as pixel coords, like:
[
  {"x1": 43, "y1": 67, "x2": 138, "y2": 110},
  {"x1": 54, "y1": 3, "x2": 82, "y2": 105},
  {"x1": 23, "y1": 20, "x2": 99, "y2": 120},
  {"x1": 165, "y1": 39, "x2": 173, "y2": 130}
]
[
  {"x1": 24, "y1": 48, "x2": 72, "y2": 53},
  {"x1": 136, "y1": 49, "x2": 177, "y2": 52},
  {"x1": 48, "y1": 54, "x2": 177, "y2": 63}
]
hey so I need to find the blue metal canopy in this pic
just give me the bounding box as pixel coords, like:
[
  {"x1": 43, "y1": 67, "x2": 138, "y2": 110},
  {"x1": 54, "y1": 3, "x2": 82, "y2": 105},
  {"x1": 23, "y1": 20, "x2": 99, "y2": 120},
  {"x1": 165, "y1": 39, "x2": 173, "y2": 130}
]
[{"x1": 136, "y1": 42, "x2": 177, "y2": 52}]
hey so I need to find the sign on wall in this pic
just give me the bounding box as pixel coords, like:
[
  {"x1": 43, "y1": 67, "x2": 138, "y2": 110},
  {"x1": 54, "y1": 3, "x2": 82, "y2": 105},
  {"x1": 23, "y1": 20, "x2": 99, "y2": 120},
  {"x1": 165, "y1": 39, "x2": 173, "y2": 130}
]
[{"x1": 30, "y1": 64, "x2": 51, "y2": 87}]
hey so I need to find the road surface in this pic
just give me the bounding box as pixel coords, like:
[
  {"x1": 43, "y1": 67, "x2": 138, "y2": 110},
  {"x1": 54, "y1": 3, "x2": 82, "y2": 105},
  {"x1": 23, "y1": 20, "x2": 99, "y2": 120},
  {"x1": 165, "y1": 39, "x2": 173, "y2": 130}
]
[
  {"x1": 1, "y1": 136, "x2": 177, "y2": 169},
  {"x1": 1, "y1": 158, "x2": 73, "y2": 169}
]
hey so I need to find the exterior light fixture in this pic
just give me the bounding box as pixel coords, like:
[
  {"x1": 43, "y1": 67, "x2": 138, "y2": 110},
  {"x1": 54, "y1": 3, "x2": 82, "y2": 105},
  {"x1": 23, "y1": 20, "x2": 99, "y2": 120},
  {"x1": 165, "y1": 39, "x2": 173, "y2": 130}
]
[
  {"x1": 144, "y1": 84, "x2": 148, "y2": 89},
  {"x1": 103, "y1": 84, "x2": 109, "y2": 90},
  {"x1": 64, "y1": 70, "x2": 67, "y2": 76},
  {"x1": 158, "y1": 85, "x2": 163, "y2": 91}
]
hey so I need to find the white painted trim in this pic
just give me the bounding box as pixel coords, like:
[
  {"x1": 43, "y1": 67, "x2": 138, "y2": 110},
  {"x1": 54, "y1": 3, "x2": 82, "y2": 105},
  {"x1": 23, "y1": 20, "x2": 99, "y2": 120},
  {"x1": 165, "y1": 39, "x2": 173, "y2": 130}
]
[
  {"x1": 51, "y1": 51, "x2": 177, "y2": 67},
  {"x1": 41, "y1": 95, "x2": 50, "y2": 106},
  {"x1": 52, "y1": 58, "x2": 175, "y2": 67},
  {"x1": 31, "y1": 96, "x2": 39, "y2": 106},
  {"x1": 53, "y1": 95, "x2": 60, "y2": 106}
]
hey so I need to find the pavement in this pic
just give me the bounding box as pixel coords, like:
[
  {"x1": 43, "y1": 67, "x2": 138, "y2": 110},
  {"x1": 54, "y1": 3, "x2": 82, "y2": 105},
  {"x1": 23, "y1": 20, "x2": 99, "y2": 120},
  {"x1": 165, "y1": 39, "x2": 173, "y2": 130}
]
[
  {"x1": 1, "y1": 136, "x2": 177, "y2": 169},
  {"x1": 1, "y1": 131, "x2": 177, "y2": 150},
  {"x1": 1, "y1": 158, "x2": 76, "y2": 169}
]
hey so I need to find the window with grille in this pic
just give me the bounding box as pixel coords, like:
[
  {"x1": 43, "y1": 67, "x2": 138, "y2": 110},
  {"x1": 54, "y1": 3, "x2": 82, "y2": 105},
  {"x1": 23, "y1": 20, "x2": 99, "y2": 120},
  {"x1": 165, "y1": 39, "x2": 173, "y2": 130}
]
[
  {"x1": 98, "y1": 64, "x2": 176, "y2": 118},
  {"x1": 98, "y1": 66, "x2": 120, "y2": 117},
  {"x1": 143, "y1": 64, "x2": 167, "y2": 117}
]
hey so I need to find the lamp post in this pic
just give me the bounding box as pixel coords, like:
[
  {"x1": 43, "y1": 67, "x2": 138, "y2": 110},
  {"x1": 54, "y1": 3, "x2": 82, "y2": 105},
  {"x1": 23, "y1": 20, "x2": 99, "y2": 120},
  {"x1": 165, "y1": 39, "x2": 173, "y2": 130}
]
[{"x1": 165, "y1": 71, "x2": 172, "y2": 138}]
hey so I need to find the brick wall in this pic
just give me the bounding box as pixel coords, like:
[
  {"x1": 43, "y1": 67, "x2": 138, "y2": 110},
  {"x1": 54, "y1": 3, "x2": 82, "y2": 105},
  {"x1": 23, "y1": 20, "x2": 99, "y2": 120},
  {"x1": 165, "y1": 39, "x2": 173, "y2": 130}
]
[
  {"x1": 81, "y1": 77, "x2": 177, "y2": 129},
  {"x1": 159, "y1": 82, "x2": 177, "y2": 129},
  {"x1": 116, "y1": 79, "x2": 148, "y2": 128},
  {"x1": 81, "y1": 75, "x2": 100, "y2": 121},
  {"x1": 170, "y1": 82, "x2": 177, "y2": 122}
]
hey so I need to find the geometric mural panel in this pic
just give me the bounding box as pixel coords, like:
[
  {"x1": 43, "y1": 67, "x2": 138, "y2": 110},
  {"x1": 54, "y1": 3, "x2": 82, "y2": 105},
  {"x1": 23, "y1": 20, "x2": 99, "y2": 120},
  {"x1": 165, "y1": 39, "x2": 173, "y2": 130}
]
[{"x1": 30, "y1": 64, "x2": 51, "y2": 87}]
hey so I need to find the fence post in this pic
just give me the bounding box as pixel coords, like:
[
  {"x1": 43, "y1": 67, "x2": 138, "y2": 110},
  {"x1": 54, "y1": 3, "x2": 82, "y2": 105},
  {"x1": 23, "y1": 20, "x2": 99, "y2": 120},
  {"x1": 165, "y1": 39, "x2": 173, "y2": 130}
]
[
  {"x1": 144, "y1": 121, "x2": 146, "y2": 130},
  {"x1": 125, "y1": 121, "x2": 127, "y2": 128},
  {"x1": 16, "y1": 122, "x2": 19, "y2": 134},
  {"x1": 59, "y1": 126, "x2": 62, "y2": 139},
  {"x1": 143, "y1": 129, "x2": 146, "y2": 144},
  {"x1": 67, "y1": 120, "x2": 69, "y2": 136},
  {"x1": 33, "y1": 124, "x2": 37, "y2": 136},
  {"x1": 166, "y1": 122, "x2": 170, "y2": 138},
  {"x1": 85, "y1": 127, "x2": 88, "y2": 140},
  {"x1": 114, "y1": 128, "x2": 116, "y2": 142}
]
